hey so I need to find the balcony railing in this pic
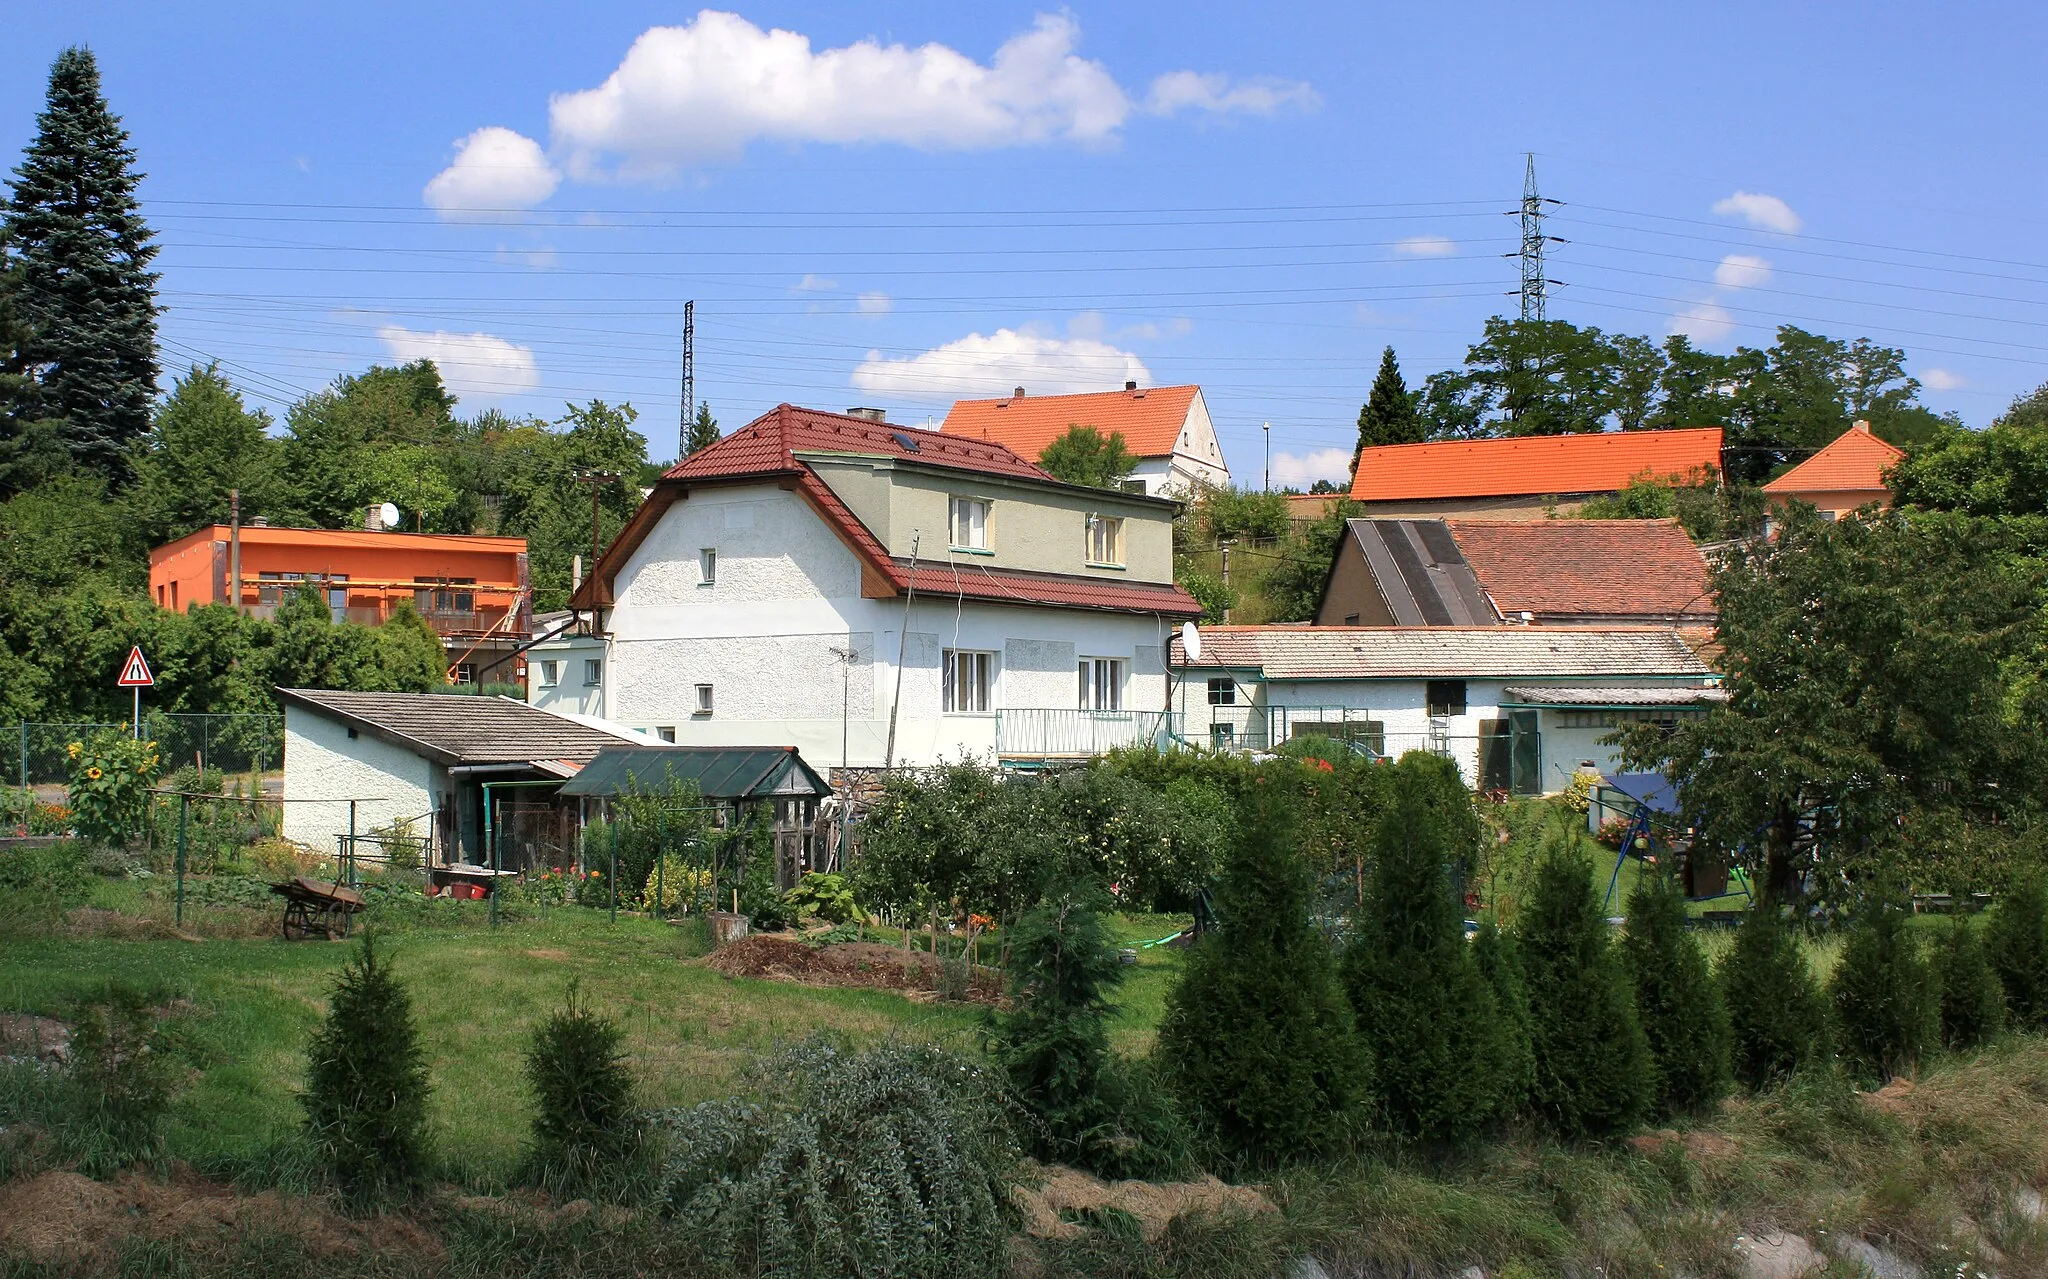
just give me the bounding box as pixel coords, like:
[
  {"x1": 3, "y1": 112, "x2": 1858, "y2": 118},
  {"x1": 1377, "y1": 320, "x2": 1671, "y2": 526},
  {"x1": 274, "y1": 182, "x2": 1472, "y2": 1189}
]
[{"x1": 994, "y1": 708, "x2": 1173, "y2": 758}]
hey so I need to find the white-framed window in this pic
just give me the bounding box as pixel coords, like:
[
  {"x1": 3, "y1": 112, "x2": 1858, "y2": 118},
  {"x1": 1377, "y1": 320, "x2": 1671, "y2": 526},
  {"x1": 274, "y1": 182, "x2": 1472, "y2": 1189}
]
[
  {"x1": 584, "y1": 658, "x2": 602, "y2": 686},
  {"x1": 699, "y1": 547, "x2": 717, "y2": 585},
  {"x1": 539, "y1": 660, "x2": 561, "y2": 688},
  {"x1": 948, "y1": 497, "x2": 991, "y2": 551},
  {"x1": 1078, "y1": 657, "x2": 1124, "y2": 711},
  {"x1": 1085, "y1": 514, "x2": 1124, "y2": 566},
  {"x1": 943, "y1": 649, "x2": 994, "y2": 713},
  {"x1": 695, "y1": 683, "x2": 715, "y2": 715}
]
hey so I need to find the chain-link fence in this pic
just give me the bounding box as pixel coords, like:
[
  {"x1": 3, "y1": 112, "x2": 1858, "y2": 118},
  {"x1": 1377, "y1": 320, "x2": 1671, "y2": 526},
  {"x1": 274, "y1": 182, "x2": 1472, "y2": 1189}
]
[{"x1": 10, "y1": 714, "x2": 283, "y2": 790}]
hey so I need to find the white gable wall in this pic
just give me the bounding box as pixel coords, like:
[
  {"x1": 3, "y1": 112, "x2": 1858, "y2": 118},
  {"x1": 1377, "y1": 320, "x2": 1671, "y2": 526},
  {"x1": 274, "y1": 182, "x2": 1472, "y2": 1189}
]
[{"x1": 282, "y1": 705, "x2": 438, "y2": 852}]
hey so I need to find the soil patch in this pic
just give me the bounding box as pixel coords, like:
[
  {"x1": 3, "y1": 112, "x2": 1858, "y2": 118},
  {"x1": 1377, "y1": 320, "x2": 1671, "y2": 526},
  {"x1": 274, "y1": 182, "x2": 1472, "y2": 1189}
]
[
  {"x1": 1015, "y1": 1164, "x2": 1277, "y2": 1242},
  {"x1": 0, "y1": 1013, "x2": 69, "y2": 1063},
  {"x1": 707, "y1": 935, "x2": 1003, "y2": 1003},
  {"x1": 1859, "y1": 1076, "x2": 1916, "y2": 1119}
]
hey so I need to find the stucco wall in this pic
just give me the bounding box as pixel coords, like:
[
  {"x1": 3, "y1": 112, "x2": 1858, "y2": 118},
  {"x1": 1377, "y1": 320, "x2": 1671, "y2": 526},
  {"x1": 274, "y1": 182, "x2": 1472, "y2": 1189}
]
[
  {"x1": 281, "y1": 706, "x2": 436, "y2": 852},
  {"x1": 526, "y1": 634, "x2": 608, "y2": 718}
]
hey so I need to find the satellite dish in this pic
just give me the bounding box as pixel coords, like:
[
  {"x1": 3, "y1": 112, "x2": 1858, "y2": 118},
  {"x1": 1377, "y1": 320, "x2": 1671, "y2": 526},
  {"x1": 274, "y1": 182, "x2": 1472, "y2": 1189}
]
[
  {"x1": 1180, "y1": 620, "x2": 1202, "y2": 662},
  {"x1": 377, "y1": 502, "x2": 401, "y2": 530}
]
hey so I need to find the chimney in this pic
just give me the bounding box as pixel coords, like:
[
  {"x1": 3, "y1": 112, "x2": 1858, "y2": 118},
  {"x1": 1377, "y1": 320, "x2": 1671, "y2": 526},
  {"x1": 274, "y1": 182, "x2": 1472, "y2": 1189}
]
[
  {"x1": 1852, "y1": 418, "x2": 1871, "y2": 433},
  {"x1": 249, "y1": 517, "x2": 269, "y2": 528},
  {"x1": 1013, "y1": 386, "x2": 1026, "y2": 399},
  {"x1": 845, "y1": 406, "x2": 887, "y2": 423},
  {"x1": 1125, "y1": 380, "x2": 1138, "y2": 391},
  {"x1": 571, "y1": 554, "x2": 583, "y2": 592},
  {"x1": 365, "y1": 505, "x2": 382, "y2": 531}
]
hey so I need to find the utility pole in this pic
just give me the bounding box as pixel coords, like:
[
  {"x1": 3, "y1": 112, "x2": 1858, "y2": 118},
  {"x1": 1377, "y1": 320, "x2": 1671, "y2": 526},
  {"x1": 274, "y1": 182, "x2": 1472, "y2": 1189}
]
[
  {"x1": 1262, "y1": 423, "x2": 1270, "y2": 492},
  {"x1": 573, "y1": 470, "x2": 620, "y2": 578},
  {"x1": 678, "y1": 300, "x2": 695, "y2": 462},
  {"x1": 228, "y1": 489, "x2": 242, "y2": 615},
  {"x1": 1219, "y1": 539, "x2": 1234, "y2": 624},
  {"x1": 1511, "y1": 153, "x2": 1564, "y2": 322},
  {"x1": 883, "y1": 531, "x2": 919, "y2": 771}
]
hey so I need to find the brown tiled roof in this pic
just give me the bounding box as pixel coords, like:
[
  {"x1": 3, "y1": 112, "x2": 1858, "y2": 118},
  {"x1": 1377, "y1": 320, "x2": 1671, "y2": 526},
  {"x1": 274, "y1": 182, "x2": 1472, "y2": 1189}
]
[
  {"x1": 667, "y1": 403, "x2": 1053, "y2": 485},
  {"x1": 1349, "y1": 428, "x2": 1724, "y2": 501},
  {"x1": 941, "y1": 385, "x2": 1201, "y2": 459},
  {"x1": 277, "y1": 689, "x2": 646, "y2": 767},
  {"x1": 1446, "y1": 519, "x2": 1713, "y2": 621},
  {"x1": 1170, "y1": 626, "x2": 1715, "y2": 680},
  {"x1": 1762, "y1": 422, "x2": 1904, "y2": 494}
]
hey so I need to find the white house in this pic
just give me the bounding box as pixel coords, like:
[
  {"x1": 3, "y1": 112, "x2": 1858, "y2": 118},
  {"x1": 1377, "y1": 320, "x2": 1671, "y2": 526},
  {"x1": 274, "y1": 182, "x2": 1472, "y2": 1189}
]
[
  {"x1": 567, "y1": 404, "x2": 1202, "y2": 771},
  {"x1": 1167, "y1": 626, "x2": 1721, "y2": 794},
  {"x1": 939, "y1": 383, "x2": 1230, "y2": 496},
  {"x1": 524, "y1": 611, "x2": 609, "y2": 718}
]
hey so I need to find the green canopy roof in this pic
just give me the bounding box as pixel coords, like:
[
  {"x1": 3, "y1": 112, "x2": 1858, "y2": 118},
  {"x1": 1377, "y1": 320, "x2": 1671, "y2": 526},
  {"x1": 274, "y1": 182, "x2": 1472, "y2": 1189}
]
[{"x1": 558, "y1": 746, "x2": 829, "y2": 801}]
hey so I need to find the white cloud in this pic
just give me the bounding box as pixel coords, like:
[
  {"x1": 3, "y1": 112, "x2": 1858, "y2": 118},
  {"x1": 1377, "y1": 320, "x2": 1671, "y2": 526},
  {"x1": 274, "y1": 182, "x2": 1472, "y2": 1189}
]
[
  {"x1": 376, "y1": 324, "x2": 540, "y2": 401},
  {"x1": 1268, "y1": 447, "x2": 1353, "y2": 490},
  {"x1": 1394, "y1": 234, "x2": 1457, "y2": 257},
  {"x1": 850, "y1": 326, "x2": 1150, "y2": 399},
  {"x1": 1921, "y1": 367, "x2": 1966, "y2": 391},
  {"x1": 1713, "y1": 253, "x2": 1772, "y2": 289},
  {"x1": 856, "y1": 291, "x2": 892, "y2": 315},
  {"x1": 1712, "y1": 191, "x2": 1802, "y2": 234},
  {"x1": 1668, "y1": 301, "x2": 1737, "y2": 345},
  {"x1": 1142, "y1": 70, "x2": 1318, "y2": 116},
  {"x1": 423, "y1": 127, "x2": 561, "y2": 219},
  {"x1": 793, "y1": 273, "x2": 838, "y2": 292}
]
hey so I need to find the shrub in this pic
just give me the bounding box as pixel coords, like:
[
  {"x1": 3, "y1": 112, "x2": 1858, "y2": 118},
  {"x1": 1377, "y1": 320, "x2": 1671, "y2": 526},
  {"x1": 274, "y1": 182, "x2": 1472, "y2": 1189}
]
[
  {"x1": 0, "y1": 839, "x2": 92, "y2": 907},
  {"x1": 1472, "y1": 920, "x2": 1535, "y2": 1119},
  {"x1": 639, "y1": 851, "x2": 711, "y2": 914},
  {"x1": 1516, "y1": 828, "x2": 1651, "y2": 1139},
  {"x1": 1987, "y1": 875, "x2": 2048, "y2": 1030},
  {"x1": 1932, "y1": 914, "x2": 2005, "y2": 1050},
  {"x1": 785, "y1": 871, "x2": 867, "y2": 924},
  {"x1": 521, "y1": 980, "x2": 640, "y2": 1195},
  {"x1": 241, "y1": 836, "x2": 311, "y2": 882},
  {"x1": 1621, "y1": 871, "x2": 1730, "y2": 1116},
  {"x1": 1719, "y1": 906, "x2": 1830, "y2": 1089},
  {"x1": 62, "y1": 985, "x2": 178, "y2": 1175},
  {"x1": 1343, "y1": 771, "x2": 1506, "y2": 1142},
  {"x1": 1156, "y1": 779, "x2": 1365, "y2": 1163},
  {"x1": 656, "y1": 1040, "x2": 1017, "y2": 1279},
  {"x1": 1828, "y1": 883, "x2": 1939, "y2": 1081},
  {"x1": 303, "y1": 934, "x2": 433, "y2": 1203},
  {"x1": 66, "y1": 729, "x2": 161, "y2": 848},
  {"x1": 733, "y1": 823, "x2": 795, "y2": 930}
]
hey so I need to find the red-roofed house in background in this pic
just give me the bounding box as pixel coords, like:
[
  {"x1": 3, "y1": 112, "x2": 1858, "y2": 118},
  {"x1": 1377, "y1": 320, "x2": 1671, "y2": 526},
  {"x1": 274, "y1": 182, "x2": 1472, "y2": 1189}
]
[
  {"x1": 1349, "y1": 427, "x2": 1724, "y2": 520},
  {"x1": 1761, "y1": 420, "x2": 1904, "y2": 518},
  {"x1": 567, "y1": 404, "x2": 1199, "y2": 770},
  {"x1": 940, "y1": 383, "x2": 1231, "y2": 495}
]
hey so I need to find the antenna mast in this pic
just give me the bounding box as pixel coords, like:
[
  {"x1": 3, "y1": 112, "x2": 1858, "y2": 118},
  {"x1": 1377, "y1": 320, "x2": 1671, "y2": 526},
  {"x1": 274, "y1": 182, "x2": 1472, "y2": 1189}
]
[
  {"x1": 678, "y1": 299, "x2": 695, "y2": 460},
  {"x1": 1518, "y1": 154, "x2": 1548, "y2": 322}
]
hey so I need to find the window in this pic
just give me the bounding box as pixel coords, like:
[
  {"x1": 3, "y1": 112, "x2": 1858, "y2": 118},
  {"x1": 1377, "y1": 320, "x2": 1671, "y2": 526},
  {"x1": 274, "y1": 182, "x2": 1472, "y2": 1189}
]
[
  {"x1": 943, "y1": 649, "x2": 994, "y2": 713},
  {"x1": 948, "y1": 497, "x2": 990, "y2": 551},
  {"x1": 699, "y1": 548, "x2": 717, "y2": 585},
  {"x1": 1343, "y1": 613, "x2": 1360, "y2": 627},
  {"x1": 257, "y1": 571, "x2": 302, "y2": 607},
  {"x1": 413, "y1": 576, "x2": 476, "y2": 614},
  {"x1": 1426, "y1": 680, "x2": 1467, "y2": 717},
  {"x1": 656, "y1": 726, "x2": 676, "y2": 743},
  {"x1": 539, "y1": 660, "x2": 561, "y2": 688},
  {"x1": 1206, "y1": 677, "x2": 1236, "y2": 706},
  {"x1": 326, "y1": 576, "x2": 349, "y2": 623},
  {"x1": 1209, "y1": 723, "x2": 1236, "y2": 751},
  {"x1": 1085, "y1": 514, "x2": 1124, "y2": 566},
  {"x1": 584, "y1": 659, "x2": 602, "y2": 686},
  {"x1": 1078, "y1": 657, "x2": 1125, "y2": 711},
  {"x1": 694, "y1": 683, "x2": 715, "y2": 715}
]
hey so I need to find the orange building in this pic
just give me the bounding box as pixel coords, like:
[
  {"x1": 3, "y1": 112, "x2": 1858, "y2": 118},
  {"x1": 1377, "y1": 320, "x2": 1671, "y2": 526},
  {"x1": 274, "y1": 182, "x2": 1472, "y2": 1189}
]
[
  {"x1": 1760, "y1": 420, "x2": 1904, "y2": 518},
  {"x1": 148, "y1": 524, "x2": 531, "y2": 682}
]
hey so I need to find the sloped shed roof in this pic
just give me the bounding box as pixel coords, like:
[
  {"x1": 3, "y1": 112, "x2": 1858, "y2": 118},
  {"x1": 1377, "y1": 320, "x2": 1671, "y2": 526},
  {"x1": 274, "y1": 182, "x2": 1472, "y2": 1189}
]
[
  {"x1": 277, "y1": 689, "x2": 641, "y2": 770},
  {"x1": 1170, "y1": 626, "x2": 1714, "y2": 680},
  {"x1": 558, "y1": 746, "x2": 829, "y2": 800},
  {"x1": 1343, "y1": 519, "x2": 1497, "y2": 625},
  {"x1": 1447, "y1": 519, "x2": 1712, "y2": 620}
]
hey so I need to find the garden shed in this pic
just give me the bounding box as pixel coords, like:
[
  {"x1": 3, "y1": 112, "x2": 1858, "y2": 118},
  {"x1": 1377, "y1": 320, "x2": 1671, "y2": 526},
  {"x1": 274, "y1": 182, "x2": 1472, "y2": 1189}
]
[{"x1": 559, "y1": 745, "x2": 832, "y2": 885}]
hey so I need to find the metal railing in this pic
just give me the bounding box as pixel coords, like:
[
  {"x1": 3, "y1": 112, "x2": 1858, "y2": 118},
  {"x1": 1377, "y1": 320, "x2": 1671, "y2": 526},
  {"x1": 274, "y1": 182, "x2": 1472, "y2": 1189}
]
[{"x1": 994, "y1": 708, "x2": 1172, "y2": 757}]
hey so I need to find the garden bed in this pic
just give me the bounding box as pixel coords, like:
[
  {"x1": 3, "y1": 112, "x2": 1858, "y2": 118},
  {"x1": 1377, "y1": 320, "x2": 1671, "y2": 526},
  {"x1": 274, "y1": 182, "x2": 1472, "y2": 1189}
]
[{"x1": 706, "y1": 934, "x2": 1004, "y2": 1004}]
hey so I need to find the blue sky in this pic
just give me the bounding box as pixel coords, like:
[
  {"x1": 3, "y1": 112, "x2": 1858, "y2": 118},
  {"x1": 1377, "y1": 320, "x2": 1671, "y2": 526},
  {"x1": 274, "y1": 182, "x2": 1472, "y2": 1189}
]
[{"x1": 6, "y1": 3, "x2": 2045, "y2": 484}]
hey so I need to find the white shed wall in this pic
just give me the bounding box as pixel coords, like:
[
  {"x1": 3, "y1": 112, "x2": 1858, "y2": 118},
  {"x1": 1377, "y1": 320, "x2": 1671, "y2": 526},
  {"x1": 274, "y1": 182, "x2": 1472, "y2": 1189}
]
[{"x1": 281, "y1": 706, "x2": 436, "y2": 852}]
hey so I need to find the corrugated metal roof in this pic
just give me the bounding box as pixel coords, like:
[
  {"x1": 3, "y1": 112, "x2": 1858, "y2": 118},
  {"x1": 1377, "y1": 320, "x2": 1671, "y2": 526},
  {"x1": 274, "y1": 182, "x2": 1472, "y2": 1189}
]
[
  {"x1": 1170, "y1": 626, "x2": 1715, "y2": 680},
  {"x1": 940, "y1": 385, "x2": 1202, "y2": 459},
  {"x1": 1347, "y1": 519, "x2": 1497, "y2": 625},
  {"x1": 558, "y1": 746, "x2": 829, "y2": 800},
  {"x1": 277, "y1": 689, "x2": 641, "y2": 767},
  {"x1": 1349, "y1": 428, "x2": 1724, "y2": 502},
  {"x1": 1500, "y1": 685, "x2": 1728, "y2": 706}
]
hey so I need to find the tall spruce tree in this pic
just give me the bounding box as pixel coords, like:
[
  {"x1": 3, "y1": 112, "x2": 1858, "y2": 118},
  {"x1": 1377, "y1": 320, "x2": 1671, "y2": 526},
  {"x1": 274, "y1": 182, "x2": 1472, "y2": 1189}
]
[
  {"x1": 1473, "y1": 921, "x2": 1535, "y2": 1119},
  {"x1": 683, "y1": 400, "x2": 720, "y2": 457},
  {"x1": 1987, "y1": 875, "x2": 2048, "y2": 1031},
  {"x1": 1621, "y1": 871, "x2": 1730, "y2": 1117},
  {"x1": 1828, "y1": 882, "x2": 1938, "y2": 1082},
  {"x1": 1352, "y1": 346, "x2": 1422, "y2": 471},
  {"x1": 1719, "y1": 907, "x2": 1829, "y2": 1089},
  {"x1": 3, "y1": 48, "x2": 159, "y2": 487}
]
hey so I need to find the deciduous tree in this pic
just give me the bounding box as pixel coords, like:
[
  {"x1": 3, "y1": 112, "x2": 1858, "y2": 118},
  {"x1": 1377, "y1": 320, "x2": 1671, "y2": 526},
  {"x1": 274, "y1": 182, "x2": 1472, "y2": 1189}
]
[{"x1": 1038, "y1": 424, "x2": 1135, "y2": 489}]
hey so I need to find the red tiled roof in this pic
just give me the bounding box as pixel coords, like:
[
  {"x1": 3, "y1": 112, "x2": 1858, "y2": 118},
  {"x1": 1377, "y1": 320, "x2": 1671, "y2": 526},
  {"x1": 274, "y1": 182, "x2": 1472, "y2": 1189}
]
[
  {"x1": 940, "y1": 385, "x2": 1201, "y2": 460},
  {"x1": 1447, "y1": 519, "x2": 1713, "y2": 621},
  {"x1": 579, "y1": 404, "x2": 1199, "y2": 618},
  {"x1": 1761, "y1": 422, "x2": 1904, "y2": 494},
  {"x1": 1349, "y1": 428, "x2": 1724, "y2": 502}
]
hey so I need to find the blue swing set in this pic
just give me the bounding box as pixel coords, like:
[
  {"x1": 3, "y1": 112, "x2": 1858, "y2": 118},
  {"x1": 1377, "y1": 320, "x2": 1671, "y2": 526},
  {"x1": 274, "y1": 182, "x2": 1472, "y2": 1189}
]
[{"x1": 1598, "y1": 772, "x2": 1754, "y2": 919}]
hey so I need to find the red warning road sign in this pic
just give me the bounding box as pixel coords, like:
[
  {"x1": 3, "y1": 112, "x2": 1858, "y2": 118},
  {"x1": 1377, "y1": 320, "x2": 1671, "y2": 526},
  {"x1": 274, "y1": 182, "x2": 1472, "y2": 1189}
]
[{"x1": 117, "y1": 646, "x2": 155, "y2": 687}]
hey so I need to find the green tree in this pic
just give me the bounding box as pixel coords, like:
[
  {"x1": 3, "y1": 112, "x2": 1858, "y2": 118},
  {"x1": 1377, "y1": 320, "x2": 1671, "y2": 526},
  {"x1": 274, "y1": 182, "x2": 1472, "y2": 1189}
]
[
  {"x1": 521, "y1": 980, "x2": 639, "y2": 1194},
  {"x1": 1352, "y1": 346, "x2": 1422, "y2": 469},
  {"x1": 133, "y1": 364, "x2": 283, "y2": 545},
  {"x1": 1621, "y1": 871, "x2": 1730, "y2": 1116},
  {"x1": 1932, "y1": 915, "x2": 2005, "y2": 1050},
  {"x1": 1343, "y1": 767, "x2": 1505, "y2": 1141},
  {"x1": 281, "y1": 360, "x2": 464, "y2": 529},
  {"x1": 494, "y1": 400, "x2": 648, "y2": 612},
  {"x1": 1719, "y1": 908, "x2": 1829, "y2": 1089},
  {"x1": 1157, "y1": 779, "x2": 1364, "y2": 1163},
  {"x1": 1038, "y1": 424, "x2": 1135, "y2": 489},
  {"x1": 1829, "y1": 882, "x2": 1938, "y2": 1080},
  {"x1": 1987, "y1": 876, "x2": 2048, "y2": 1030},
  {"x1": 303, "y1": 935, "x2": 433, "y2": 1202},
  {"x1": 1264, "y1": 495, "x2": 1362, "y2": 622},
  {"x1": 1890, "y1": 396, "x2": 2048, "y2": 519},
  {"x1": 373, "y1": 603, "x2": 450, "y2": 690},
  {"x1": 2, "y1": 48, "x2": 159, "y2": 488},
  {"x1": 683, "y1": 400, "x2": 719, "y2": 457},
  {"x1": 1516, "y1": 829, "x2": 1651, "y2": 1138},
  {"x1": 1472, "y1": 921, "x2": 1535, "y2": 1118}
]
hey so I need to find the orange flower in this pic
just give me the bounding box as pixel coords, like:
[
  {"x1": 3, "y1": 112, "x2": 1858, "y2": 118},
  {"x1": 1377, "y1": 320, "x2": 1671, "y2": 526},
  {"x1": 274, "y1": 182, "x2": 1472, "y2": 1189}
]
[{"x1": 85, "y1": 766, "x2": 104, "y2": 780}]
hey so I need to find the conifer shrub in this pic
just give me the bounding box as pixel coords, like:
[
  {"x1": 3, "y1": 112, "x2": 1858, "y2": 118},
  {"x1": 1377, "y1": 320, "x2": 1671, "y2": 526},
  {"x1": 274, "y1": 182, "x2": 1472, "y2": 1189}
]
[
  {"x1": 1621, "y1": 871, "x2": 1730, "y2": 1117},
  {"x1": 1828, "y1": 883, "x2": 1938, "y2": 1081},
  {"x1": 1473, "y1": 921, "x2": 1535, "y2": 1120},
  {"x1": 521, "y1": 980, "x2": 641, "y2": 1195},
  {"x1": 1516, "y1": 828, "x2": 1651, "y2": 1139},
  {"x1": 1932, "y1": 914, "x2": 2005, "y2": 1051},
  {"x1": 1987, "y1": 875, "x2": 2048, "y2": 1029},
  {"x1": 1719, "y1": 906, "x2": 1829, "y2": 1089},
  {"x1": 656, "y1": 1040, "x2": 1016, "y2": 1279},
  {"x1": 61, "y1": 984, "x2": 178, "y2": 1175},
  {"x1": 1342, "y1": 773, "x2": 1504, "y2": 1142},
  {"x1": 1157, "y1": 777, "x2": 1365, "y2": 1164},
  {"x1": 303, "y1": 934, "x2": 433, "y2": 1203}
]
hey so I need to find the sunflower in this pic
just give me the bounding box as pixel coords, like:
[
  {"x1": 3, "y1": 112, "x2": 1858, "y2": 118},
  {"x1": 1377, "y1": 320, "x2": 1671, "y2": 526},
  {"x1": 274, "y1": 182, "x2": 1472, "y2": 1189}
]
[
  {"x1": 86, "y1": 766, "x2": 104, "y2": 780},
  {"x1": 66, "y1": 743, "x2": 81, "y2": 759}
]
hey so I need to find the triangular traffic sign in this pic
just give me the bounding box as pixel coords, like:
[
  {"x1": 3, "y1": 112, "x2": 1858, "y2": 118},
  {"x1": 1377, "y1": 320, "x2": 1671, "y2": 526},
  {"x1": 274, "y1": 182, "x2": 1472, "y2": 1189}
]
[{"x1": 117, "y1": 645, "x2": 155, "y2": 687}]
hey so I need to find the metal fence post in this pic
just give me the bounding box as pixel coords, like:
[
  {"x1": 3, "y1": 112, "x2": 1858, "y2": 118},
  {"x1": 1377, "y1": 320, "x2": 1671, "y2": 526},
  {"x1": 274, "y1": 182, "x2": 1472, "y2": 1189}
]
[
  {"x1": 348, "y1": 800, "x2": 358, "y2": 887},
  {"x1": 656, "y1": 810, "x2": 666, "y2": 921},
  {"x1": 175, "y1": 794, "x2": 188, "y2": 928},
  {"x1": 485, "y1": 782, "x2": 499, "y2": 929},
  {"x1": 609, "y1": 827, "x2": 618, "y2": 925}
]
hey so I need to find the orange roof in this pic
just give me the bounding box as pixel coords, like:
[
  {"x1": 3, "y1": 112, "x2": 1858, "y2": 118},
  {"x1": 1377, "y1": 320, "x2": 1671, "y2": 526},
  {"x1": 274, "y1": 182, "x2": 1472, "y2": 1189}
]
[
  {"x1": 1762, "y1": 422, "x2": 1904, "y2": 494},
  {"x1": 1349, "y1": 428, "x2": 1724, "y2": 502},
  {"x1": 940, "y1": 385, "x2": 1201, "y2": 460},
  {"x1": 1446, "y1": 519, "x2": 1713, "y2": 621}
]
